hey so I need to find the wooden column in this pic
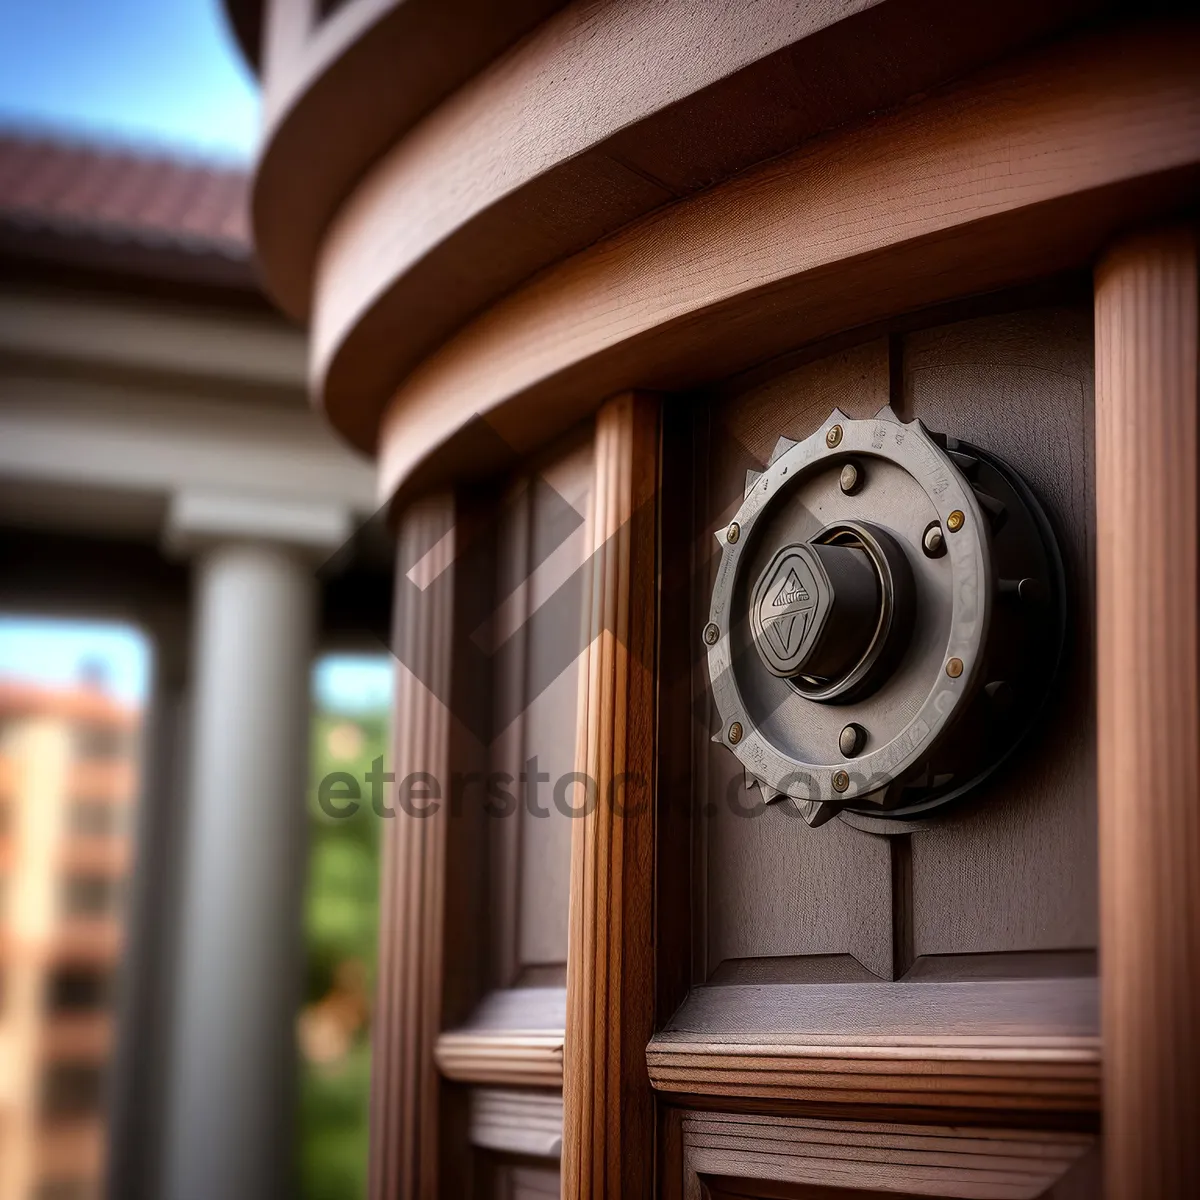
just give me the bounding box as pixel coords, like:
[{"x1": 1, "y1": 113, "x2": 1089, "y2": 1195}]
[
  {"x1": 563, "y1": 393, "x2": 659, "y2": 1200},
  {"x1": 1095, "y1": 227, "x2": 1200, "y2": 1199},
  {"x1": 369, "y1": 495, "x2": 455, "y2": 1200}
]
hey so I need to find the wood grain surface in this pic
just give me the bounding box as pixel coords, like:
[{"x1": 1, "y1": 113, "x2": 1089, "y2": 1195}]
[
  {"x1": 309, "y1": 0, "x2": 1099, "y2": 448},
  {"x1": 434, "y1": 1032, "x2": 565, "y2": 1088},
  {"x1": 373, "y1": 22, "x2": 1200, "y2": 498},
  {"x1": 648, "y1": 979, "x2": 1099, "y2": 1112},
  {"x1": 676, "y1": 1111, "x2": 1097, "y2": 1199},
  {"x1": 468, "y1": 1087, "x2": 563, "y2": 1159},
  {"x1": 368, "y1": 494, "x2": 455, "y2": 1200},
  {"x1": 252, "y1": 0, "x2": 561, "y2": 315},
  {"x1": 1094, "y1": 227, "x2": 1200, "y2": 1199},
  {"x1": 562, "y1": 393, "x2": 659, "y2": 1199}
]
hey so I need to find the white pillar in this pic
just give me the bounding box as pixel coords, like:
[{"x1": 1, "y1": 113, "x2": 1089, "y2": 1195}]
[{"x1": 162, "y1": 494, "x2": 349, "y2": 1200}]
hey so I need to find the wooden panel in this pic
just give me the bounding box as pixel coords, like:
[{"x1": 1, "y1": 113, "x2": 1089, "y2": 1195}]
[
  {"x1": 699, "y1": 342, "x2": 897, "y2": 980},
  {"x1": 375, "y1": 21, "x2": 1200, "y2": 495},
  {"x1": 1094, "y1": 227, "x2": 1200, "y2": 1198},
  {"x1": 900, "y1": 308, "x2": 1096, "y2": 956},
  {"x1": 369, "y1": 494, "x2": 455, "y2": 1200},
  {"x1": 469, "y1": 1088, "x2": 563, "y2": 1159},
  {"x1": 677, "y1": 1111, "x2": 1097, "y2": 1200},
  {"x1": 490, "y1": 1161, "x2": 561, "y2": 1200},
  {"x1": 562, "y1": 393, "x2": 659, "y2": 1199},
  {"x1": 486, "y1": 437, "x2": 592, "y2": 989},
  {"x1": 694, "y1": 307, "x2": 1096, "y2": 983}
]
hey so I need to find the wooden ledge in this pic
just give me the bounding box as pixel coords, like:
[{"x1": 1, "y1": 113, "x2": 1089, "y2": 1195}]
[
  {"x1": 647, "y1": 1038, "x2": 1101, "y2": 1110},
  {"x1": 371, "y1": 21, "x2": 1200, "y2": 504},
  {"x1": 648, "y1": 978, "x2": 1101, "y2": 1112},
  {"x1": 434, "y1": 1030, "x2": 565, "y2": 1088}
]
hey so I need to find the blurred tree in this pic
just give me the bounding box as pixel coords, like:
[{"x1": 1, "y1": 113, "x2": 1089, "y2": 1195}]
[{"x1": 297, "y1": 702, "x2": 388, "y2": 1199}]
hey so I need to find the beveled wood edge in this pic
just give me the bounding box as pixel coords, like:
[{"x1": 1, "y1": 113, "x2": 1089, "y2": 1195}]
[
  {"x1": 434, "y1": 1029, "x2": 565, "y2": 1087},
  {"x1": 676, "y1": 1110, "x2": 1097, "y2": 1200},
  {"x1": 367, "y1": 21, "x2": 1200, "y2": 500},
  {"x1": 646, "y1": 1036, "x2": 1101, "y2": 1111}
]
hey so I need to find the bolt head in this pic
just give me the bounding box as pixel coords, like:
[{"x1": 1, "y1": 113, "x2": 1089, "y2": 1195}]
[
  {"x1": 832, "y1": 769, "x2": 850, "y2": 793},
  {"x1": 946, "y1": 509, "x2": 965, "y2": 533},
  {"x1": 726, "y1": 521, "x2": 740, "y2": 544},
  {"x1": 838, "y1": 723, "x2": 864, "y2": 757},
  {"x1": 922, "y1": 524, "x2": 945, "y2": 556},
  {"x1": 946, "y1": 657, "x2": 964, "y2": 678},
  {"x1": 826, "y1": 424, "x2": 843, "y2": 449},
  {"x1": 728, "y1": 721, "x2": 743, "y2": 744},
  {"x1": 839, "y1": 462, "x2": 860, "y2": 494},
  {"x1": 703, "y1": 622, "x2": 720, "y2": 645}
]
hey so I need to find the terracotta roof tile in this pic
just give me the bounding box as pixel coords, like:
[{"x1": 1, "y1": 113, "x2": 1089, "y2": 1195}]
[{"x1": 0, "y1": 130, "x2": 251, "y2": 261}]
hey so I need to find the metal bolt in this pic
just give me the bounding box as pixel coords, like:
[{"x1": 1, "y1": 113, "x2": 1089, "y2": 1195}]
[
  {"x1": 838, "y1": 723, "x2": 864, "y2": 757},
  {"x1": 839, "y1": 461, "x2": 860, "y2": 494},
  {"x1": 703, "y1": 622, "x2": 720, "y2": 645},
  {"x1": 946, "y1": 509, "x2": 965, "y2": 533},
  {"x1": 922, "y1": 524, "x2": 945, "y2": 557},
  {"x1": 946, "y1": 657, "x2": 964, "y2": 678},
  {"x1": 728, "y1": 721, "x2": 743, "y2": 744},
  {"x1": 826, "y1": 424, "x2": 843, "y2": 449},
  {"x1": 832, "y1": 769, "x2": 850, "y2": 793},
  {"x1": 726, "y1": 521, "x2": 740, "y2": 544}
]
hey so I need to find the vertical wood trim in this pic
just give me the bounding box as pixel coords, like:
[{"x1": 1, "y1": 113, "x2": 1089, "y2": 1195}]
[
  {"x1": 563, "y1": 393, "x2": 659, "y2": 1200},
  {"x1": 370, "y1": 494, "x2": 455, "y2": 1200},
  {"x1": 1095, "y1": 227, "x2": 1200, "y2": 1199}
]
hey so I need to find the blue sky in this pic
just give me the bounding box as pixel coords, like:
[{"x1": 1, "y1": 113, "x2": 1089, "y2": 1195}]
[
  {"x1": 0, "y1": 0, "x2": 259, "y2": 161},
  {"x1": 0, "y1": 617, "x2": 152, "y2": 703},
  {"x1": 0, "y1": 615, "x2": 392, "y2": 712}
]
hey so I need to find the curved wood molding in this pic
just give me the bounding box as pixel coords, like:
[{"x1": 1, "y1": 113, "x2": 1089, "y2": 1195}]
[
  {"x1": 313, "y1": 0, "x2": 1103, "y2": 450},
  {"x1": 371, "y1": 23, "x2": 1200, "y2": 500},
  {"x1": 251, "y1": 0, "x2": 562, "y2": 317},
  {"x1": 434, "y1": 1031, "x2": 565, "y2": 1088},
  {"x1": 646, "y1": 1037, "x2": 1101, "y2": 1111},
  {"x1": 562, "y1": 394, "x2": 658, "y2": 1200},
  {"x1": 368, "y1": 495, "x2": 454, "y2": 1200},
  {"x1": 1095, "y1": 228, "x2": 1200, "y2": 1198}
]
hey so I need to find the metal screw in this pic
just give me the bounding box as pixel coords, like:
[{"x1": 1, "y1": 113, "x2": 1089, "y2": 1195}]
[
  {"x1": 832, "y1": 769, "x2": 850, "y2": 793},
  {"x1": 728, "y1": 721, "x2": 743, "y2": 744},
  {"x1": 726, "y1": 521, "x2": 740, "y2": 544},
  {"x1": 946, "y1": 657, "x2": 964, "y2": 678},
  {"x1": 946, "y1": 509, "x2": 965, "y2": 533},
  {"x1": 826, "y1": 424, "x2": 843, "y2": 449},
  {"x1": 838, "y1": 723, "x2": 864, "y2": 757},
  {"x1": 922, "y1": 523, "x2": 945, "y2": 557},
  {"x1": 839, "y1": 461, "x2": 860, "y2": 494},
  {"x1": 703, "y1": 622, "x2": 720, "y2": 645}
]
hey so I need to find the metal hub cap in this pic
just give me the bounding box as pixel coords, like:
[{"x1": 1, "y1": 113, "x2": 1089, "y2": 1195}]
[{"x1": 705, "y1": 406, "x2": 1065, "y2": 829}]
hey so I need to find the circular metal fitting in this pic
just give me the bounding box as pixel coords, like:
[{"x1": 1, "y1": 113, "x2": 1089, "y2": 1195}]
[{"x1": 706, "y1": 406, "x2": 1065, "y2": 829}]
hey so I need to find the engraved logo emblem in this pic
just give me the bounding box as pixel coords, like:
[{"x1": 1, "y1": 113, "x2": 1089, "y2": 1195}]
[{"x1": 750, "y1": 545, "x2": 830, "y2": 678}]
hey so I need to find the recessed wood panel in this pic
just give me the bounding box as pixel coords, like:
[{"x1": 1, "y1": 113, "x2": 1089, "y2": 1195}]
[
  {"x1": 900, "y1": 309, "x2": 1096, "y2": 957},
  {"x1": 692, "y1": 304, "x2": 1096, "y2": 985}
]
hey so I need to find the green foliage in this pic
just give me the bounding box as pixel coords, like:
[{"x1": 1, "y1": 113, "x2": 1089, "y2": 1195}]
[{"x1": 297, "y1": 704, "x2": 388, "y2": 1200}]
